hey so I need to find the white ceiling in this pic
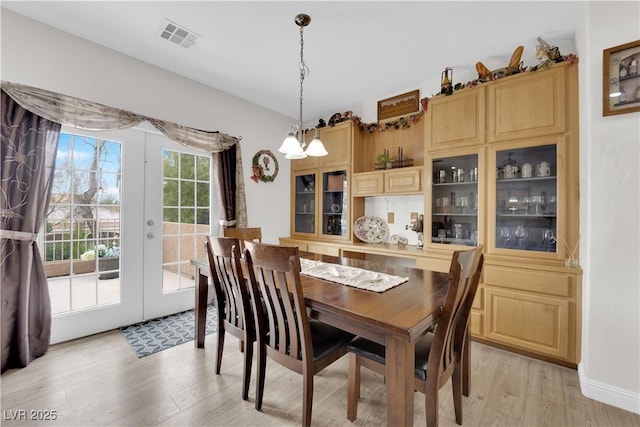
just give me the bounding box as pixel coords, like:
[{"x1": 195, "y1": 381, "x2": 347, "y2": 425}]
[{"x1": 2, "y1": 1, "x2": 583, "y2": 122}]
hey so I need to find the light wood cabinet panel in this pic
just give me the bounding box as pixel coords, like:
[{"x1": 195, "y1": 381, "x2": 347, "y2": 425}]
[
  {"x1": 319, "y1": 121, "x2": 353, "y2": 169},
  {"x1": 307, "y1": 242, "x2": 341, "y2": 256},
  {"x1": 426, "y1": 87, "x2": 485, "y2": 150},
  {"x1": 353, "y1": 167, "x2": 422, "y2": 196},
  {"x1": 470, "y1": 311, "x2": 483, "y2": 336},
  {"x1": 353, "y1": 171, "x2": 384, "y2": 196},
  {"x1": 385, "y1": 167, "x2": 422, "y2": 194},
  {"x1": 291, "y1": 132, "x2": 319, "y2": 172},
  {"x1": 291, "y1": 154, "x2": 318, "y2": 172},
  {"x1": 484, "y1": 286, "x2": 570, "y2": 360},
  {"x1": 487, "y1": 65, "x2": 566, "y2": 142},
  {"x1": 484, "y1": 265, "x2": 571, "y2": 297}
]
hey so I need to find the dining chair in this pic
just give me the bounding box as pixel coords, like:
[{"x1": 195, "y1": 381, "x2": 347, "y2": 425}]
[
  {"x1": 242, "y1": 241, "x2": 355, "y2": 427},
  {"x1": 205, "y1": 236, "x2": 255, "y2": 400},
  {"x1": 222, "y1": 227, "x2": 262, "y2": 252},
  {"x1": 346, "y1": 246, "x2": 484, "y2": 427}
]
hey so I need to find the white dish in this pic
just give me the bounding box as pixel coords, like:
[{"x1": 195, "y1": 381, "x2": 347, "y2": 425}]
[{"x1": 353, "y1": 216, "x2": 389, "y2": 244}]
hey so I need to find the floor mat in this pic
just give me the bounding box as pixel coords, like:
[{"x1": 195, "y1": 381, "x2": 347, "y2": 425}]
[{"x1": 119, "y1": 305, "x2": 216, "y2": 357}]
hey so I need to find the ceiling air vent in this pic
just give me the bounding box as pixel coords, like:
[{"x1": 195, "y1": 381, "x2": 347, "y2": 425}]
[{"x1": 159, "y1": 19, "x2": 200, "y2": 48}]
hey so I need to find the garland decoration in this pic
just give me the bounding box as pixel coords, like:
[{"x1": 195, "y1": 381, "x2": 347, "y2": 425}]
[
  {"x1": 349, "y1": 110, "x2": 424, "y2": 134},
  {"x1": 251, "y1": 150, "x2": 279, "y2": 183}
]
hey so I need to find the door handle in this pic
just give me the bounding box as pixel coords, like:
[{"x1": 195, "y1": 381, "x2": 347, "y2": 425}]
[{"x1": 147, "y1": 232, "x2": 155, "y2": 239}]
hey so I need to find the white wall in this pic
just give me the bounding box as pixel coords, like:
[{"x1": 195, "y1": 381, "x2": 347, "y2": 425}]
[
  {"x1": 576, "y1": 1, "x2": 640, "y2": 414},
  {"x1": 0, "y1": 9, "x2": 292, "y2": 245}
]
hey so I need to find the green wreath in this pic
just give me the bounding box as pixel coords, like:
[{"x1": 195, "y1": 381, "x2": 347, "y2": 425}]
[{"x1": 251, "y1": 150, "x2": 279, "y2": 183}]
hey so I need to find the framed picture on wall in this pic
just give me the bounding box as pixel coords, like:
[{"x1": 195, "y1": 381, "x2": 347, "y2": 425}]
[{"x1": 603, "y1": 39, "x2": 640, "y2": 116}]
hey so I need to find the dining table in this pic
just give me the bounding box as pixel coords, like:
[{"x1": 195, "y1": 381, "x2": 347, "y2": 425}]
[{"x1": 191, "y1": 251, "x2": 451, "y2": 427}]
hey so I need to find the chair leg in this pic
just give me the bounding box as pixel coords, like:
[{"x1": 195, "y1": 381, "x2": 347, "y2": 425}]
[
  {"x1": 463, "y1": 329, "x2": 470, "y2": 397},
  {"x1": 347, "y1": 353, "x2": 361, "y2": 422},
  {"x1": 215, "y1": 327, "x2": 225, "y2": 374},
  {"x1": 255, "y1": 343, "x2": 266, "y2": 411},
  {"x1": 426, "y1": 388, "x2": 439, "y2": 427},
  {"x1": 302, "y1": 373, "x2": 314, "y2": 427},
  {"x1": 452, "y1": 362, "x2": 463, "y2": 425},
  {"x1": 241, "y1": 339, "x2": 253, "y2": 401}
]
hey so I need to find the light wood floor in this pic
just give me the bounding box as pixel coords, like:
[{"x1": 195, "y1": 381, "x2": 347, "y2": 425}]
[{"x1": 2, "y1": 331, "x2": 639, "y2": 427}]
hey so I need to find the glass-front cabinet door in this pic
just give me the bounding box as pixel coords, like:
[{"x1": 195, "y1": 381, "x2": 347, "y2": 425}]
[
  {"x1": 428, "y1": 150, "x2": 482, "y2": 247},
  {"x1": 292, "y1": 170, "x2": 317, "y2": 236},
  {"x1": 489, "y1": 139, "x2": 563, "y2": 256},
  {"x1": 321, "y1": 169, "x2": 349, "y2": 239}
]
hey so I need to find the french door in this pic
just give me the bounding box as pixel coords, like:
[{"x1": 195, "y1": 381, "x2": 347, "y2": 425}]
[{"x1": 47, "y1": 124, "x2": 213, "y2": 343}]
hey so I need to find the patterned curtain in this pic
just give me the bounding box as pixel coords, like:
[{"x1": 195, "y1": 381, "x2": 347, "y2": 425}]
[{"x1": 1, "y1": 90, "x2": 61, "y2": 373}]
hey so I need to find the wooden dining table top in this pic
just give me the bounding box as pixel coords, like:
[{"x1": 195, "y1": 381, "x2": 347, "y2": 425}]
[{"x1": 295, "y1": 252, "x2": 450, "y2": 345}]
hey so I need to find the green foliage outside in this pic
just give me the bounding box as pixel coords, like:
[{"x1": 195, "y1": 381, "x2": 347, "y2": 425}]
[{"x1": 163, "y1": 151, "x2": 210, "y2": 225}]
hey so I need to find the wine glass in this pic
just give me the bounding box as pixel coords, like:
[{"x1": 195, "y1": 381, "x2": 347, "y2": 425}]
[
  {"x1": 499, "y1": 226, "x2": 512, "y2": 246},
  {"x1": 514, "y1": 225, "x2": 528, "y2": 248},
  {"x1": 437, "y1": 229, "x2": 446, "y2": 243},
  {"x1": 542, "y1": 228, "x2": 556, "y2": 251}
]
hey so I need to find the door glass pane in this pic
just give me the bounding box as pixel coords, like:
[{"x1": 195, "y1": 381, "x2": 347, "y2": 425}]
[
  {"x1": 322, "y1": 171, "x2": 348, "y2": 237},
  {"x1": 43, "y1": 133, "x2": 122, "y2": 315},
  {"x1": 161, "y1": 149, "x2": 211, "y2": 292},
  {"x1": 432, "y1": 154, "x2": 479, "y2": 245},
  {"x1": 294, "y1": 173, "x2": 316, "y2": 234},
  {"x1": 495, "y1": 145, "x2": 557, "y2": 252}
]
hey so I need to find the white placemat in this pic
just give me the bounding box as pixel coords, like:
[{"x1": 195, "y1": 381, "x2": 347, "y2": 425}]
[{"x1": 300, "y1": 258, "x2": 408, "y2": 293}]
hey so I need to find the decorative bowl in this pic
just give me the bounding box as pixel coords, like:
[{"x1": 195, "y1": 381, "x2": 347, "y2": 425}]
[{"x1": 353, "y1": 216, "x2": 389, "y2": 244}]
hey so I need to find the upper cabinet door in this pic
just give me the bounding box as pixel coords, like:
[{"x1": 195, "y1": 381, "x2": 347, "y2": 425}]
[
  {"x1": 426, "y1": 86, "x2": 486, "y2": 150},
  {"x1": 487, "y1": 65, "x2": 567, "y2": 142},
  {"x1": 319, "y1": 121, "x2": 353, "y2": 169}
]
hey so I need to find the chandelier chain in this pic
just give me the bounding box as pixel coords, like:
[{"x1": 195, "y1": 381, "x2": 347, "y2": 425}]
[{"x1": 298, "y1": 24, "x2": 309, "y2": 142}]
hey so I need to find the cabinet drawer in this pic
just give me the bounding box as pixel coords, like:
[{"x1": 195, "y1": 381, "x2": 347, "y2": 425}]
[
  {"x1": 384, "y1": 167, "x2": 422, "y2": 194},
  {"x1": 307, "y1": 243, "x2": 340, "y2": 257},
  {"x1": 484, "y1": 287, "x2": 569, "y2": 359},
  {"x1": 353, "y1": 172, "x2": 384, "y2": 196},
  {"x1": 415, "y1": 257, "x2": 450, "y2": 273},
  {"x1": 484, "y1": 266, "x2": 571, "y2": 297}
]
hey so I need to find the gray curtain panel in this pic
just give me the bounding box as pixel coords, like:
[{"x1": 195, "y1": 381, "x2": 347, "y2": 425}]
[{"x1": 1, "y1": 90, "x2": 61, "y2": 373}]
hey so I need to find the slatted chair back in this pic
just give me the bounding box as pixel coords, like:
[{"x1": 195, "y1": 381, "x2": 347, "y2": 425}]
[
  {"x1": 243, "y1": 241, "x2": 354, "y2": 427},
  {"x1": 205, "y1": 235, "x2": 255, "y2": 400}
]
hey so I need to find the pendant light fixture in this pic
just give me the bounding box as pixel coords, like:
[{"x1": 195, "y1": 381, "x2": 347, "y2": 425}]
[{"x1": 278, "y1": 13, "x2": 327, "y2": 159}]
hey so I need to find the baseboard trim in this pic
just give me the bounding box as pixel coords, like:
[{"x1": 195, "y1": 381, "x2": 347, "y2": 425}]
[{"x1": 578, "y1": 362, "x2": 640, "y2": 415}]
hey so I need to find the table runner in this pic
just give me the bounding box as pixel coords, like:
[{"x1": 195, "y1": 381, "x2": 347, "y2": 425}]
[{"x1": 300, "y1": 258, "x2": 408, "y2": 292}]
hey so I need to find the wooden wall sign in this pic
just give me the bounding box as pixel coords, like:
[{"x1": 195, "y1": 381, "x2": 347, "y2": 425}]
[{"x1": 377, "y1": 90, "x2": 420, "y2": 121}]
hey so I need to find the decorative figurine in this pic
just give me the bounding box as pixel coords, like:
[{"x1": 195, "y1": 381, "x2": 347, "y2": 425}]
[{"x1": 441, "y1": 67, "x2": 453, "y2": 96}]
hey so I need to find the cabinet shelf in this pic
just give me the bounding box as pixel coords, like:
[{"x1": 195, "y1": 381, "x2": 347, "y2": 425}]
[
  {"x1": 431, "y1": 237, "x2": 478, "y2": 246},
  {"x1": 433, "y1": 181, "x2": 478, "y2": 187},
  {"x1": 496, "y1": 213, "x2": 556, "y2": 219},
  {"x1": 433, "y1": 213, "x2": 478, "y2": 217},
  {"x1": 496, "y1": 176, "x2": 556, "y2": 184}
]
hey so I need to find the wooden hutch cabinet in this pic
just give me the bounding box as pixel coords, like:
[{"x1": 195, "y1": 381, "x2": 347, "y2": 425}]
[
  {"x1": 282, "y1": 61, "x2": 581, "y2": 367},
  {"x1": 425, "y1": 61, "x2": 581, "y2": 366}
]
